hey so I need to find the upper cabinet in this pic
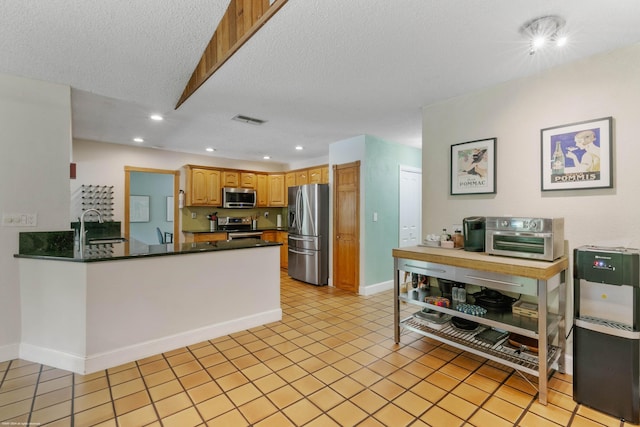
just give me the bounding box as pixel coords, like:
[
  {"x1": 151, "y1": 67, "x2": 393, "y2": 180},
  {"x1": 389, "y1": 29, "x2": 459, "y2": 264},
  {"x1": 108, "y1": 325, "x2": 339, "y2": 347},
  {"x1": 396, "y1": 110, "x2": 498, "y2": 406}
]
[
  {"x1": 268, "y1": 174, "x2": 286, "y2": 207},
  {"x1": 241, "y1": 172, "x2": 257, "y2": 189},
  {"x1": 308, "y1": 167, "x2": 322, "y2": 184},
  {"x1": 295, "y1": 170, "x2": 308, "y2": 185},
  {"x1": 222, "y1": 171, "x2": 239, "y2": 188},
  {"x1": 256, "y1": 174, "x2": 268, "y2": 207},
  {"x1": 185, "y1": 164, "x2": 328, "y2": 207},
  {"x1": 186, "y1": 166, "x2": 221, "y2": 206}
]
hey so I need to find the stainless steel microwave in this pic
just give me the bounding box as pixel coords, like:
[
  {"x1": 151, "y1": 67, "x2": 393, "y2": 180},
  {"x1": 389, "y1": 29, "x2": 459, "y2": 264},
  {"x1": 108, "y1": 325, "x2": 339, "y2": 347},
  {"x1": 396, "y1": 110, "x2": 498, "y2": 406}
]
[
  {"x1": 485, "y1": 217, "x2": 564, "y2": 261},
  {"x1": 222, "y1": 187, "x2": 256, "y2": 208}
]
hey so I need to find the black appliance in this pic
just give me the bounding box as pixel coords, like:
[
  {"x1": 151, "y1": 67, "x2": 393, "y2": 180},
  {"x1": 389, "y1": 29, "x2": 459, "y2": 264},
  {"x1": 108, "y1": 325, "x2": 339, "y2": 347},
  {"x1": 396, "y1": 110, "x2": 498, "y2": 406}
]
[
  {"x1": 573, "y1": 246, "x2": 640, "y2": 424},
  {"x1": 472, "y1": 289, "x2": 516, "y2": 312},
  {"x1": 463, "y1": 216, "x2": 485, "y2": 252}
]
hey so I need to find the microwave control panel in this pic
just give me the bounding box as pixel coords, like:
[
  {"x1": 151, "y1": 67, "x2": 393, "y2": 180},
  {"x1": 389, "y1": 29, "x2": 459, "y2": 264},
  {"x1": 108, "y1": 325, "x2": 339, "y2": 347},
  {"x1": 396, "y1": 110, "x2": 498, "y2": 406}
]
[{"x1": 486, "y1": 217, "x2": 559, "y2": 233}]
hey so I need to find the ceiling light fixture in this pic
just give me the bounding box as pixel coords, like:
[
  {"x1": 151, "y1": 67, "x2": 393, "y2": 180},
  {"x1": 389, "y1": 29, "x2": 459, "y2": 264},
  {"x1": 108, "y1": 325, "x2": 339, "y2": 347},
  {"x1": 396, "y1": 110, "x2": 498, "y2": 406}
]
[
  {"x1": 232, "y1": 114, "x2": 267, "y2": 125},
  {"x1": 263, "y1": 155, "x2": 271, "y2": 160},
  {"x1": 133, "y1": 137, "x2": 144, "y2": 143},
  {"x1": 205, "y1": 147, "x2": 215, "y2": 152},
  {"x1": 295, "y1": 146, "x2": 303, "y2": 150},
  {"x1": 520, "y1": 15, "x2": 567, "y2": 55},
  {"x1": 150, "y1": 114, "x2": 164, "y2": 121}
]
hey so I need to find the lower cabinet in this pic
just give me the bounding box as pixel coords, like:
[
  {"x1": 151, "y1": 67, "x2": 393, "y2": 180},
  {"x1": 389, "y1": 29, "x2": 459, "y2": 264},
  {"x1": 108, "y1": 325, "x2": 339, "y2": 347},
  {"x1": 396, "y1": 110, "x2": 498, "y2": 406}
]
[
  {"x1": 184, "y1": 232, "x2": 228, "y2": 243},
  {"x1": 262, "y1": 231, "x2": 288, "y2": 269}
]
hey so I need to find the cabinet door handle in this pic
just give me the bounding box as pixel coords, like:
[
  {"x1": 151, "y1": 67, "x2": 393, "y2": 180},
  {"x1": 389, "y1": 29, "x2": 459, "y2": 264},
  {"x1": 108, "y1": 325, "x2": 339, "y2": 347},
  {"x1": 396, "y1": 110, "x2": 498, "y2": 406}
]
[{"x1": 464, "y1": 275, "x2": 524, "y2": 288}]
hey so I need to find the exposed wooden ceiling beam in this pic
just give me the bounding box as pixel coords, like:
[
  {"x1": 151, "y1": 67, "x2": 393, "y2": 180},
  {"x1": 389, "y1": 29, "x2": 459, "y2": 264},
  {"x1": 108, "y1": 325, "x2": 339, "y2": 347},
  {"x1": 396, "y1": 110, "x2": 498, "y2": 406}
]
[{"x1": 176, "y1": 0, "x2": 288, "y2": 109}]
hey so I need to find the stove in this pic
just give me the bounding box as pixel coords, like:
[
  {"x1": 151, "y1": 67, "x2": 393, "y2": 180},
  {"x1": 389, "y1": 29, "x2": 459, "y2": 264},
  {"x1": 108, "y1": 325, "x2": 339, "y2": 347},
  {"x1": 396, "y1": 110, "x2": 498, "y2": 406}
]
[{"x1": 217, "y1": 216, "x2": 262, "y2": 239}]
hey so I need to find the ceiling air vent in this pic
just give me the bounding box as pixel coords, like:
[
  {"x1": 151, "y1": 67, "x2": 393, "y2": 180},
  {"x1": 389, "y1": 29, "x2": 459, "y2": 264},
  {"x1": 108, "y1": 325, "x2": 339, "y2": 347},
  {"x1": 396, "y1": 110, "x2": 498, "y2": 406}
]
[{"x1": 231, "y1": 114, "x2": 267, "y2": 125}]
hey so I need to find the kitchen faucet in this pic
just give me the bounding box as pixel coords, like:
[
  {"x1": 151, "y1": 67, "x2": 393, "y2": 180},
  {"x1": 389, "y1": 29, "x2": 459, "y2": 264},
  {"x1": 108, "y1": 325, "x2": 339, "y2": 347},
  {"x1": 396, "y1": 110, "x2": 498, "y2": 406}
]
[{"x1": 78, "y1": 208, "x2": 104, "y2": 254}]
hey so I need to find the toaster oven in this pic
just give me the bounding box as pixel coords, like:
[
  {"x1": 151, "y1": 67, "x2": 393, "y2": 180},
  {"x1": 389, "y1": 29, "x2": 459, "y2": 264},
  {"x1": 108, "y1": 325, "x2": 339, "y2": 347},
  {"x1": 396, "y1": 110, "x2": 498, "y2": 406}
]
[{"x1": 485, "y1": 217, "x2": 564, "y2": 261}]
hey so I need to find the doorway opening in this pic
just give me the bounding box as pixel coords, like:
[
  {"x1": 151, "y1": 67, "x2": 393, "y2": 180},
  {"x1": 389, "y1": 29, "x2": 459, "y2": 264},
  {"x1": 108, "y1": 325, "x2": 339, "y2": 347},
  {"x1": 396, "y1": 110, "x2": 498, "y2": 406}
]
[{"x1": 124, "y1": 166, "x2": 180, "y2": 245}]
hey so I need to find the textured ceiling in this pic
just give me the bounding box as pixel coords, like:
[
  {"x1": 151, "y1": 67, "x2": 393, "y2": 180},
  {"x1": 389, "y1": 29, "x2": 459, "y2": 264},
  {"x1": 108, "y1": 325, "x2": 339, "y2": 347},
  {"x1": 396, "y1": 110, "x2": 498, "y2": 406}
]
[{"x1": 2, "y1": 1, "x2": 640, "y2": 167}]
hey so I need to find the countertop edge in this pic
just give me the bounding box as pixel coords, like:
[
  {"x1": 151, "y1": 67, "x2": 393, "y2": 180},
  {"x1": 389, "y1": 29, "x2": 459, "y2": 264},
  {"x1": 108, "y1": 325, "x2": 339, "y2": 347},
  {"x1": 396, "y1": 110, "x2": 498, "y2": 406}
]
[
  {"x1": 182, "y1": 228, "x2": 288, "y2": 233},
  {"x1": 15, "y1": 241, "x2": 282, "y2": 263},
  {"x1": 392, "y1": 246, "x2": 568, "y2": 280}
]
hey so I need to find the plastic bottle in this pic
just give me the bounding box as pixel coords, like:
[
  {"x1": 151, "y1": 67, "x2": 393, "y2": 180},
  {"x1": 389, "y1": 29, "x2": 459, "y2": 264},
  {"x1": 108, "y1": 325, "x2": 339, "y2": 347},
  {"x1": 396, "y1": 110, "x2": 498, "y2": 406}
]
[
  {"x1": 451, "y1": 284, "x2": 459, "y2": 302},
  {"x1": 440, "y1": 228, "x2": 450, "y2": 242},
  {"x1": 458, "y1": 284, "x2": 466, "y2": 303}
]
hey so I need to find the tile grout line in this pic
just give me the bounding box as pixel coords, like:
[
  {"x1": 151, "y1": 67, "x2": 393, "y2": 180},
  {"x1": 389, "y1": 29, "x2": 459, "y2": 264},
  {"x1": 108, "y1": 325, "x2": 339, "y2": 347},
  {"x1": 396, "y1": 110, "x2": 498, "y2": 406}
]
[
  {"x1": 24, "y1": 363, "x2": 43, "y2": 426},
  {"x1": 134, "y1": 359, "x2": 164, "y2": 426}
]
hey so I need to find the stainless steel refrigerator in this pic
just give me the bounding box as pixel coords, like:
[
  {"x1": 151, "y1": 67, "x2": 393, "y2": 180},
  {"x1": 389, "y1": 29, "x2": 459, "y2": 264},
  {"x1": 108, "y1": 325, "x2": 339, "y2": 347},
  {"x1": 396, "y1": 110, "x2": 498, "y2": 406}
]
[{"x1": 288, "y1": 184, "x2": 329, "y2": 285}]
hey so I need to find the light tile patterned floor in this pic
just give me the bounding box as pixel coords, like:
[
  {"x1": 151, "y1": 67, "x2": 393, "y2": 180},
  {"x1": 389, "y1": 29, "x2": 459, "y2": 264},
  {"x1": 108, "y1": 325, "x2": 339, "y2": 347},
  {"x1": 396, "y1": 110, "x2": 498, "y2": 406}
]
[{"x1": 0, "y1": 272, "x2": 629, "y2": 426}]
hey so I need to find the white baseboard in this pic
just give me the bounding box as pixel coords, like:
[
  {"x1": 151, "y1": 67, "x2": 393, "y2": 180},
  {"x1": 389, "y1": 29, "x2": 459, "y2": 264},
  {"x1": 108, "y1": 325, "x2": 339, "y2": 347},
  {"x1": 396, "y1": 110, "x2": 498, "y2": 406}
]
[
  {"x1": 19, "y1": 309, "x2": 282, "y2": 374},
  {"x1": 359, "y1": 280, "x2": 394, "y2": 296},
  {"x1": 0, "y1": 342, "x2": 20, "y2": 363}
]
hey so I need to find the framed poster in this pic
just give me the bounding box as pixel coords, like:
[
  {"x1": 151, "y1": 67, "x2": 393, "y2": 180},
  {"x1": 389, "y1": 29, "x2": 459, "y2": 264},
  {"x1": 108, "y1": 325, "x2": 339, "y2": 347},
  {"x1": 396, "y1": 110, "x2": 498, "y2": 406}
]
[
  {"x1": 130, "y1": 195, "x2": 150, "y2": 222},
  {"x1": 541, "y1": 117, "x2": 613, "y2": 191},
  {"x1": 450, "y1": 138, "x2": 496, "y2": 195}
]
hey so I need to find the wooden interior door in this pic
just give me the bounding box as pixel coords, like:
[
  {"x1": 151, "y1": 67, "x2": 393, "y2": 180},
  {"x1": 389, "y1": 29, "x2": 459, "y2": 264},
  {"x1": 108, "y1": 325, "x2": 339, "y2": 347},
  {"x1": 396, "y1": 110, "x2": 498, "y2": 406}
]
[{"x1": 333, "y1": 161, "x2": 360, "y2": 293}]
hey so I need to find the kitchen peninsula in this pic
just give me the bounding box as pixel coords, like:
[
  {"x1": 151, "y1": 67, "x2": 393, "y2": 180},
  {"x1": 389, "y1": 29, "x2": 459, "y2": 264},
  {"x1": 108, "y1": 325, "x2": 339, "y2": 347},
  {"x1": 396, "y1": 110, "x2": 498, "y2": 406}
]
[{"x1": 16, "y1": 238, "x2": 282, "y2": 374}]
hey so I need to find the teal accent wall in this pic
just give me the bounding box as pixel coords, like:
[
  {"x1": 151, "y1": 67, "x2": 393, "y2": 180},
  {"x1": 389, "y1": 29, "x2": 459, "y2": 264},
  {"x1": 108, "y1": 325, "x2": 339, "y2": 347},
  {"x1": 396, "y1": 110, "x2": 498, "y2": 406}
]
[
  {"x1": 130, "y1": 172, "x2": 174, "y2": 244},
  {"x1": 363, "y1": 135, "x2": 421, "y2": 286}
]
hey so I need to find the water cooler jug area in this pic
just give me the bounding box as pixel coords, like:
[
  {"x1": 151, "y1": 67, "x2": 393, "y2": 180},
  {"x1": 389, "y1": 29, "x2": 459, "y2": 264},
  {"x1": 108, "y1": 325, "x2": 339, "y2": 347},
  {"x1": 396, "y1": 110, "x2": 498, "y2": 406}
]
[{"x1": 573, "y1": 246, "x2": 640, "y2": 424}]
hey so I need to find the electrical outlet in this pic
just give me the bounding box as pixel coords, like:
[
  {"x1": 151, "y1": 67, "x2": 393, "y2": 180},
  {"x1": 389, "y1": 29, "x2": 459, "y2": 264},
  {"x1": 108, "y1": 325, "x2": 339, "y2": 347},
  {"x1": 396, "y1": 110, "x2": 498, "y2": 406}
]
[
  {"x1": 191, "y1": 212, "x2": 197, "y2": 219},
  {"x1": 2, "y1": 213, "x2": 37, "y2": 227},
  {"x1": 452, "y1": 223, "x2": 462, "y2": 232}
]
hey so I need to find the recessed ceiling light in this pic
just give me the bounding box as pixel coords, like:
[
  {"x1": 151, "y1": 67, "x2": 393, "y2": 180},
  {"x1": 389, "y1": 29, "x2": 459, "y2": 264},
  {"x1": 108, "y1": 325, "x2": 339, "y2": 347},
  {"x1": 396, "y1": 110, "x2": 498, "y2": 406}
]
[
  {"x1": 150, "y1": 114, "x2": 163, "y2": 121},
  {"x1": 295, "y1": 146, "x2": 303, "y2": 150},
  {"x1": 133, "y1": 137, "x2": 144, "y2": 143},
  {"x1": 263, "y1": 155, "x2": 271, "y2": 160},
  {"x1": 206, "y1": 147, "x2": 215, "y2": 152}
]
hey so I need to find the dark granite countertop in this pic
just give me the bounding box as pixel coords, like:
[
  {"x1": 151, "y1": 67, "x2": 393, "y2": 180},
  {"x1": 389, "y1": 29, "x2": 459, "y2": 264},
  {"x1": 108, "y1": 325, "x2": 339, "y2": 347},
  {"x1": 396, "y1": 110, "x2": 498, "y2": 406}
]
[{"x1": 15, "y1": 238, "x2": 281, "y2": 263}]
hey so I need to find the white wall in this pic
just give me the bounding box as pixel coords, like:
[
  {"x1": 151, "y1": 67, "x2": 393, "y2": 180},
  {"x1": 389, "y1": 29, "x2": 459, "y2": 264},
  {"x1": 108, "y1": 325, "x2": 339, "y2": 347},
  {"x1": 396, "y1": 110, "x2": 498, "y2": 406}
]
[
  {"x1": 422, "y1": 43, "x2": 640, "y2": 249},
  {"x1": 0, "y1": 74, "x2": 72, "y2": 360},
  {"x1": 422, "y1": 43, "x2": 640, "y2": 364},
  {"x1": 72, "y1": 139, "x2": 288, "y2": 230}
]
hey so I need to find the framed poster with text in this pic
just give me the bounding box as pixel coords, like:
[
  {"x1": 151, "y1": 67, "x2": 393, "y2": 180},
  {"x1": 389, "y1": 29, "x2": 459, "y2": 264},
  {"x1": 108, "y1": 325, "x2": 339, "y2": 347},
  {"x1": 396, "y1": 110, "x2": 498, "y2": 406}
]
[
  {"x1": 541, "y1": 117, "x2": 613, "y2": 191},
  {"x1": 450, "y1": 138, "x2": 496, "y2": 195}
]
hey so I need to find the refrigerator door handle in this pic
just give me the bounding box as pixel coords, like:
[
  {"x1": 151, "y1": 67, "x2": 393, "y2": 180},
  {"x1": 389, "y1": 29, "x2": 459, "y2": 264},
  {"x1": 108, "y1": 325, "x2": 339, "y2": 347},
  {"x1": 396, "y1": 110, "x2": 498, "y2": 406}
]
[
  {"x1": 288, "y1": 248, "x2": 315, "y2": 256},
  {"x1": 289, "y1": 236, "x2": 316, "y2": 242}
]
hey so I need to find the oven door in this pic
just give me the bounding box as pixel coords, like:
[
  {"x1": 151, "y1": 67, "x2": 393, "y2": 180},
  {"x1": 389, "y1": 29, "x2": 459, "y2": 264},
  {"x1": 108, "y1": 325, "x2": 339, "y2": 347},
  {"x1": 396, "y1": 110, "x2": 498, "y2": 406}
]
[
  {"x1": 486, "y1": 231, "x2": 553, "y2": 260},
  {"x1": 228, "y1": 231, "x2": 263, "y2": 240}
]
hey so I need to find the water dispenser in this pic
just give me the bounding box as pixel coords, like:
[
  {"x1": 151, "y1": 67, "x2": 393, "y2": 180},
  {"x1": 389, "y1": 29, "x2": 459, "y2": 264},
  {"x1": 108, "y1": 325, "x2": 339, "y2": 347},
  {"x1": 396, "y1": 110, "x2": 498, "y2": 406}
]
[{"x1": 573, "y1": 245, "x2": 640, "y2": 423}]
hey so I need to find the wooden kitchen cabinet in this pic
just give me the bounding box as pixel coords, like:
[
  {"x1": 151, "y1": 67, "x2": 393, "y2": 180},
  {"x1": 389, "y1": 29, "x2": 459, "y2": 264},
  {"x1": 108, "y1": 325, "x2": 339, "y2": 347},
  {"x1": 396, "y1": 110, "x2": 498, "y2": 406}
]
[
  {"x1": 222, "y1": 171, "x2": 239, "y2": 187},
  {"x1": 267, "y1": 174, "x2": 286, "y2": 207},
  {"x1": 184, "y1": 232, "x2": 228, "y2": 243},
  {"x1": 285, "y1": 172, "x2": 296, "y2": 188},
  {"x1": 256, "y1": 174, "x2": 268, "y2": 207},
  {"x1": 186, "y1": 167, "x2": 221, "y2": 206},
  {"x1": 295, "y1": 170, "x2": 309, "y2": 185},
  {"x1": 262, "y1": 230, "x2": 288, "y2": 269},
  {"x1": 321, "y1": 166, "x2": 329, "y2": 184},
  {"x1": 308, "y1": 167, "x2": 322, "y2": 184},
  {"x1": 278, "y1": 231, "x2": 288, "y2": 269},
  {"x1": 241, "y1": 172, "x2": 257, "y2": 189}
]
